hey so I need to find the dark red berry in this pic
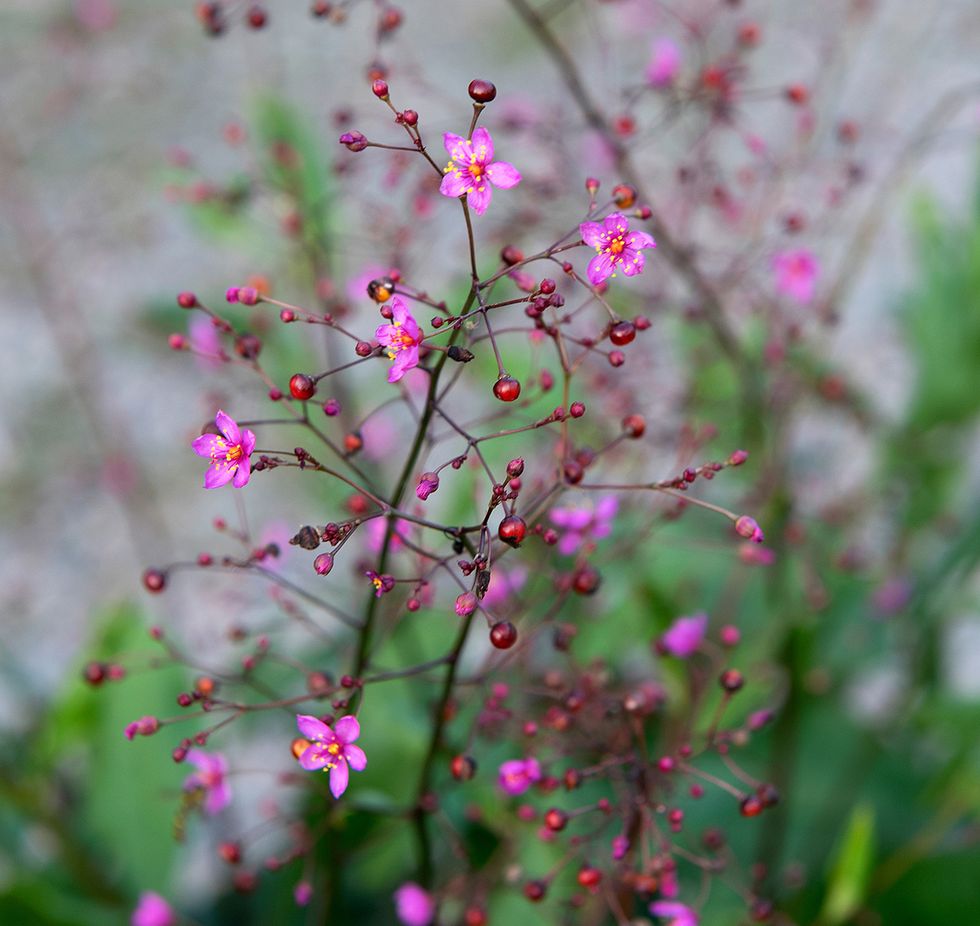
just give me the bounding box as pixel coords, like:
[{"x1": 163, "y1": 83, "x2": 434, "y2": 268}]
[
  {"x1": 523, "y1": 880, "x2": 547, "y2": 902},
  {"x1": 720, "y1": 668, "x2": 745, "y2": 693},
  {"x1": 572, "y1": 564, "x2": 601, "y2": 595},
  {"x1": 142, "y1": 568, "x2": 166, "y2": 593},
  {"x1": 622, "y1": 414, "x2": 646, "y2": 437},
  {"x1": 450, "y1": 754, "x2": 477, "y2": 781},
  {"x1": 493, "y1": 375, "x2": 521, "y2": 402},
  {"x1": 501, "y1": 245, "x2": 524, "y2": 265},
  {"x1": 498, "y1": 515, "x2": 527, "y2": 548},
  {"x1": 289, "y1": 373, "x2": 317, "y2": 400},
  {"x1": 177, "y1": 291, "x2": 197, "y2": 309},
  {"x1": 468, "y1": 79, "x2": 497, "y2": 103},
  {"x1": 740, "y1": 794, "x2": 764, "y2": 817},
  {"x1": 577, "y1": 866, "x2": 602, "y2": 889},
  {"x1": 83, "y1": 662, "x2": 107, "y2": 686},
  {"x1": 219, "y1": 841, "x2": 242, "y2": 864},
  {"x1": 609, "y1": 321, "x2": 636, "y2": 345},
  {"x1": 234, "y1": 333, "x2": 262, "y2": 360},
  {"x1": 544, "y1": 808, "x2": 568, "y2": 831},
  {"x1": 246, "y1": 5, "x2": 267, "y2": 28},
  {"x1": 490, "y1": 621, "x2": 518, "y2": 649}
]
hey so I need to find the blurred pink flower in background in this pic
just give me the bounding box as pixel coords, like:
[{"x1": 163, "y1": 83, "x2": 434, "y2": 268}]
[
  {"x1": 131, "y1": 892, "x2": 174, "y2": 926},
  {"x1": 394, "y1": 882, "x2": 435, "y2": 926},
  {"x1": 646, "y1": 38, "x2": 681, "y2": 87},
  {"x1": 498, "y1": 757, "x2": 542, "y2": 795},
  {"x1": 183, "y1": 749, "x2": 232, "y2": 815},
  {"x1": 549, "y1": 496, "x2": 618, "y2": 555},
  {"x1": 772, "y1": 249, "x2": 819, "y2": 304},
  {"x1": 660, "y1": 613, "x2": 708, "y2": 658}
]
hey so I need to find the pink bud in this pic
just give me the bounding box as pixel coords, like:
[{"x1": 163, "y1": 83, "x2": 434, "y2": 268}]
[
  {"x1": 734, "y1": 515, "x2": 764, "y2": 543},
  {"x1": 455, "y1": 591, "x2": 477, "y2": 617},
  {"x1": 313, "y1": 553, "x2": 334, "y2": 576},
  {"x1": 416, "y1": 472, "x2": 440, "y2": 501}
]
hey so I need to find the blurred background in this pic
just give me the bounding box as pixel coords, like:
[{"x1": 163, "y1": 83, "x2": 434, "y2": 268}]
[{"x1": 1, "y1": 1, "x2": 980, "y2": 924}]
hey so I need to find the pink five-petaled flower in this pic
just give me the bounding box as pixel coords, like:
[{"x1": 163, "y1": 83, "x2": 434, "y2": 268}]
[
  {"x1": 772, "y1": 248, "x2": 819, "y2": 305},
  {"x1": 498, "y1": 757, "x2": 542, "y2": 796},
  {"x1": 295, "y1": 714, "x2": 367, "y2": 799},
  {"x1": 650, "y1": 901, "x2": 699, "y2": 926},
  {"x1": 191, "y1": 410, "x2": 256, "y2": 489},
  {"x1": 549, "y1": 495, "x2": 618, "y2": 555},
  {"x1": 183, "y1": 749, "x2": 232, "y2": 815},
  {"x1": 439, "y1": 127, "x2": 521, "y2": 216},
  {"x1": 660, "y1": 613, "x2": 708, "y2": 658},
  {"x1": 394, "y1": 882, "x2": 435, "y2": 926},
  {"x1": 579, "y1": 213, "x2": 656, "y2": 286},
  {"x1": 131, "y1": 892, "x2": 175, "y2": 926},
  {"x1": 365, "y1": 570, "x2": 395, "y2": 597},
  {"x1": 376, "y1": 297, "x2": 424, "y2": 383}
]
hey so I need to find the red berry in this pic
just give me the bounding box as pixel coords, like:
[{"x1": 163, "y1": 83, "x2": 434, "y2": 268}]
[
  {"x1": 177, "y1": 291, "x2": 197, "y2": 309},
  {"x1": 622, "y1": 414, "x2": 645, "y2": 437},
  {"x1": 219, "y1": 841, "x2": 242, "y2": 864},
  {"x1": 468, "y1": 79, "x2": 497, "y2": 103},
  {"x1": 450, "y1": 754, "x2": 477, "y2": 781},
  {"x1": 142, "y1": 568, "x2": 166, "y2": 593},
  {"x1": 740, "y1": 794, "x2": 764, "y2": 817},
  {"x1": 246, "y1": 5, "x2": 266, "y2": 28},
  {"x1": 493, "y1": 375, "x2": 521, "y2": 402},
  {"x1": 344, "y1": 432, "x2": 363, "y2": 453},
  {"x1": 612, "y1": 184, "x2": 637, "y2": 208},
  {"x1": 83, "y1": 662, "x2": 107, "y2": 686},
  {"x1": 523, "y1": 880, "x2": 547, "y2": 902},
  {"x1": 720, "y1": 668, "x2": 745, "y2": 693},
  {"x1": 498, "y1": 515, "x2": 527, "y2": 548},
  {"x1": 571, "y1": 564, "x2": 601, "y2": 595},
  {"x1": 577, "y1": 866, "x2": 602, "y2": 889},
  {"x1": 501, "y1": 244, "x2": 524, "y2": 265},
  {"x1": 785, "y1": 83, "x2": 809, "y2": 105},
  {"x1": 489, "y1": 621, "x2": 518, "y2": 649},
  {"x1": 569, "y1": 401, "x2": 585, "y2": 418},
  {"x1": 464, "y1": 909, "x2": 487, "y2": 926},
  {"x1": 608, "y1": 350, "x2": 625, "y2": 367},
  {"x1": 609, "y1": 321, "x2": 636, "y2": 346},
  {"x1": 289, "y1": 373, "x2": 317, "y2": 400},
  {"x1": 543, "y1": 808, "x2": 568, "y2": 831}
]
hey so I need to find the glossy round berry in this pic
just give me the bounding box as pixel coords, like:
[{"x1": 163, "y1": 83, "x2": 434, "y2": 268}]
[
  {"x1": 572, "y1": 564, "x2": 601, "y2": 595},
  {"x1": 577, "y1": 866, "x2": 602, "y2": 889},
  {"x1": 177, "y1": 291, "x2": 197, "y2": 309},
  {"x1": 142, "y1": 568, "x2": 166, "y2": 593},
  {"x1": 609, "y1": 321, "x2": 636, "y2": 345},
  {"x1": 544, "y1": 808, "x2": 568, "y2": 831},
  {"x1": 740, "y1": 794, "x2": 764, "y2": 817},
  {"x1": 612, "y1": 183, "x2": 637, "y2": 208},
  {"x1": 450, "y1": 754, "x2": 477, "y2": 781},
  {"x1": 289, "y1": 373, "x2": 317, "y2": 400},
  {"x1": 498, "y1": 515, "x2": 527, "y2": 548},
  {"x1": 523, "y1": 880, "x2": 547, "y2": 902},
  {"x1": 622, "y1": 414, "x2": 645, "y2": 437},
  {"x1": 468, "y1": 79, "x2": 497, "y2": 103},
  {"x1": 489, "y1": 621, "x2": 518, "y2": 649},
  {"x1": 493, "y1": 375, "x2": 521, "y2": 402},
  {"x1": 344, "y1": 432, "x2": 363, "y2": 453}
]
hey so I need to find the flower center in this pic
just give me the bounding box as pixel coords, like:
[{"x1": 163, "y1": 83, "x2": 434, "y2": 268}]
[
  {"x1": 327, "y1": 742, "x2": 342, "y2": 757},
  {"x1": 608, "y1": 237, "x2": 625, "y2": 256},
  {"x1": 470, "y1": 161, "x2": 483, "y2": 179},
  {"x1": 225, "y1": 444, "x2": 243, "y2": 462},
  {"x1": 372, "y1": 576, "x2": 384, "y2": 592}
]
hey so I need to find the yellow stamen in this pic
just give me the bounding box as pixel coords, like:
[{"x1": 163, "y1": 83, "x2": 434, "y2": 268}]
[{"x1": 609, "y1": 237, "x2": 625, "y2": 256}]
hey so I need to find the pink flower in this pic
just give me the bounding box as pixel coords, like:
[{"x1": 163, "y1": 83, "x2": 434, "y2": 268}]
[
  {"x1": 376, "y1": 297, "x2": 424, "y2": 383},
  {"x1": 294, "y1": 881, "x2": 313, "y2": 907},
  {"x1": 611, "y1": 834, "x2": 630, "y2": 860},
  {"x1": 498, "y1": 757, "x2": 542, "y2": 796},
  {"x1": 481, "y1": 566, "x2": 528, "y2": 609},
  {"x1": 439, "y1": 127, "x2": 521, "y2": 216},
  {"x1": 734, "y1": 515, "x2": 764, "y2": 543},
  {"x1": 295, "y1": 714, "x2": 367, "y2": 798},
  {"x1": 646, "y1": 38, "x2": 681, "y2": 87},
  {"x1": 124, "y1": 715, "x2": 160, "y2": 740},
  {"x1": 579, "y1": 213, "x2": 656, "y2": 286},
  {"x1": 366, "y1": 570, "x2": 396, "y2": 597},
  {"x1": 183, "y1": 749, "x2": 231, "y2": 815},
  {"x1": 394, "y1": 882, "x2": 435, "y2": 926},
  {"x1": 188, "y1": 315, "x2": 222, "y2": 370},
  {"x1": 650, "y1": 901, "x2": 699, "y2": 926},
  {"x1": 549, "y1": 495, "x2": 618, "y2": 555},
  {"x1": 660, "y1": 613, "x2": 708, "y2": 658},
  {"x1": 772, "y1": 249, "x2": 819, "y2": 304},
  {"x1": 132, "y1": 892, "x2": 175, "y2": 926},
  {"x1": 365, "y1": 517, "x2": 411, "y2": 554},
  {"x1": 416, "y1": 472, "x2": 440, "y2": 500},
  {"x1": 191, "y1": 410, "x2": 256, "y2": 489}
]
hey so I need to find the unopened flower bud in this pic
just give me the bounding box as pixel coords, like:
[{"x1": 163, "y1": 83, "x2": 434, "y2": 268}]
[
  {"x1": 416, "y1": 472, "x2": 440, "y2": 500},
  {"x1": 339, "y1": 131, "x2": 368, "y2": 152}
]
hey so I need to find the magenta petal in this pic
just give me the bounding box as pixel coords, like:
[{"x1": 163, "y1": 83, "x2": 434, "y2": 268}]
[
  {"x1": 587, "y1": 252, "x2": 615, "y2": 285},
  {"x1": 232, "y1": 462, "x2": 251, "y2": 488},
  {"x1": 204, "y1": 462, "x2": 235, "y2": 489},
  {"x1": 192, "y1": 433, "x2": 222, "y2": 458},
  {"x1": 579, "y1": 220, "x2": 605, "y2": 248},
  {"x1": 558, "y1": 532, "x2": 582, "y2": 555},
  {"x1": 487, "y1": 160, "x2": 521, "y2": 189},
  {"x1": 604, "y1": 213, "x2": 629, "y2": 235},
  {"x1": 661, "y1": 613, "x2": 708, "y2": 658},
  {"x1": 215, "y1": 410, "x2": 240, "y2": 444},
  {"x1": 334, "y1": 714, "x2": 360, "y2": 744},
  {"x1": 442, "y1": 132, "x2": 470, "y2": 161},
  {"x1": 329, "y1": 759, "x2": 350, "y2": 798},
  {"x1": 296, "y1": 714, "x2": 332, "y2": 742},
  {"x1": 470, "y1": 126, "x2": 494, "y2": 162},
  {"x1": 627, "y1": 230, "x2": 656, "y2": 250},
  {"x1": 390, "y1": 296, "x2": 409, "y2": 326},
  {"x1": 466, "y1": 184, "x2": 492, "y2": 215},
  {"x1": 241, "y1": 428, "x2": 256, "y2": 455},
  {"x1": 440, "y1": 171, "x2": 469, "y2": 199},
  {"x1": 299, "y1": 745, "x2": 331, "y2": 771},
  {"x1": 344, "y1": 744, "x2": 367, "y2": 771},
  {"x1": 621, "y1": 249, "x2": 646, "y2": 276},
  {"x1": 204, "y1": 780, "x2": 232, "y2": 815},
  {"x1": 596, "y1": 495, "x2": 619, "y2": 522}
]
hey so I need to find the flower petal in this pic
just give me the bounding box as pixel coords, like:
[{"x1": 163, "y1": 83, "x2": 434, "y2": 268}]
[
  {"x1": 470, "y1": 126, "x2": 494, "y2": 163},
  {"x1": 466, "y1": 183, "x2": 492, "y2": 216},
  {"x1": 204, "y1": 462, "x2": 236, "y2": 489},
  {"x1": 442, "y1": 132, "x2": 471, "y2": 162},
  {"x1": 204, "y1": 780, "x2": 232, "y2": 815},
  {"x1": 626, "y1": 230, "x2": 656, "y2": 250},
  {"x1": 296, "y1": 714, "x2": 332, "y2": 742},
  {"x1": 621, "y1": 249, "x2": 646, "y2": 276},
  {"x1": 299, "y1": 744, "x2": 332, "y2": 771},
  {"x1": 192, "y1": 433, "x2": 222, "y2": 458},
  {"x1": 215, "y1": 410, "x2": 241, "y2": 444},
  {"x1": 486, "y1": 160, "x2": 521, "y2": 189},
  {"x1": 587, "y1": 252, "x2": 615, "y2": 286},
  {"x1": 241, "y1": 428, "x2": 256, "y2": 456},
  {"x1": 334, "y1": 714, "x2": 360, "y2": 744},
  {"x1": 344, "y1": 744, "x2": 367, "y2": 771},
  {"x1": 579, "y1": 220, "x2": 605, "y2": 249},
  {"x1": 603, "y1": 213, "x2": 630, "y2": 236},
  {"x1": 232, "y1": 461, "x2": 251, "y2": 488},
  {"x1": 329, "y1": 758, "x2": 350, "y2": 798},
  {"x1": 440, "y1": 170, "x2": 469, "y2": 199}
]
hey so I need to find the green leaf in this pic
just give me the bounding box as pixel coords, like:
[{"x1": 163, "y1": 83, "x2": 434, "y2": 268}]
[{"x1": 819, "y1": 802, "x2": 876, "y2": 925}]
